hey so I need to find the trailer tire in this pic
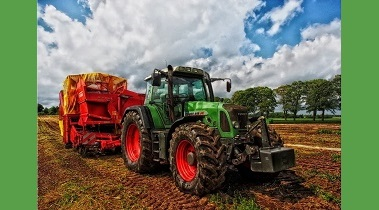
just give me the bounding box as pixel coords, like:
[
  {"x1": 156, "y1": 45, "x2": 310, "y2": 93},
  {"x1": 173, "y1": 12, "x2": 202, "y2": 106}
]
[
  {"x1": 64, "y1": 143, "x2": 72, "y2": 149},
  {"x1": 169, "y1": 122, "x2": 227, "y2": 196},
  {"x1": 121, "y1": 111, "x2": 156, "y2": 173},
  {"x1": 78, "y1": 146, "x2": 88, "y2": 158}
]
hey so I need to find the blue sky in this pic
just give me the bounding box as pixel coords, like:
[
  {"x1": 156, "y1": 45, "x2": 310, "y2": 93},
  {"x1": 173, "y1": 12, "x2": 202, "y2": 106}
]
[
  {"x1": 244, "y1": 0, "x2": 340, "y2": 57},
  {"x1": 37, "y1": 0, "x2": 341, "y2": 113},
  {"x1": 38, "y1": 0, "x2": 91, "y2": 23}
]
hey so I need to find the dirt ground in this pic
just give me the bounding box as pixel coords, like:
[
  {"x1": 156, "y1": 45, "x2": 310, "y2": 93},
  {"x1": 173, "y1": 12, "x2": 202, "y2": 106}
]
[{"x1": 38, "y1": 116, "x2": 341, "y2": 210}]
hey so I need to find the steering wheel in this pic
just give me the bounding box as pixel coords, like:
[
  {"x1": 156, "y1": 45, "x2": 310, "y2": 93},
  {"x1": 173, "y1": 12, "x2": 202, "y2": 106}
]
[{"x1": 176, "y1": 93, "x2": 188, "y2": 98}]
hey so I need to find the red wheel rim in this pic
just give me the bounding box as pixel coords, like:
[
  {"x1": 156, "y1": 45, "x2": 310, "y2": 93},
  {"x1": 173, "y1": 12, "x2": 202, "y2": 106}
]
[
  {"x1": 126, "y1": 124, "x2": 140, "y2": 162},
  {"x1": 176, "y1": 140, "x2": 197, "y2": 182}
]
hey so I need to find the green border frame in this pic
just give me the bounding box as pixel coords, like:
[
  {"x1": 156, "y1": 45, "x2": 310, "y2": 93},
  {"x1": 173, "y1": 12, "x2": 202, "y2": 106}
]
[
  {"x1": 1, "y1": 1, "x2": 375, "y2": 209},
  {"x1": 342, "y1": 1, "x2": 378, "y2": 209},
  {"x1": 0, "y1": 2, "x2": 37, "y2": 209}
]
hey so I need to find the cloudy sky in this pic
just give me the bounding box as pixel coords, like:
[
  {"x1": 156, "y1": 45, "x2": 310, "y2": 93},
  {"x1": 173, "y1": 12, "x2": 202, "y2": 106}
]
[{"x1": 37, "y1": 0, "x2": 341, "y2": 108}]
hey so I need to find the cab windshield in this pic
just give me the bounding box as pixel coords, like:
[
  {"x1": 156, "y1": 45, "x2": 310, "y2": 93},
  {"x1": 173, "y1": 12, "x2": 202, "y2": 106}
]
[{"x1": 150, "y1": 76, "x2": 209, "y2": 103}]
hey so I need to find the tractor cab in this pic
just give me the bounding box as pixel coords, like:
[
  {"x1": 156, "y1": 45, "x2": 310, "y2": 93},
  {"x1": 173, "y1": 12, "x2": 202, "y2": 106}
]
[{"x1": 144, "y1": 65, "x2": 230, "y2": 126}]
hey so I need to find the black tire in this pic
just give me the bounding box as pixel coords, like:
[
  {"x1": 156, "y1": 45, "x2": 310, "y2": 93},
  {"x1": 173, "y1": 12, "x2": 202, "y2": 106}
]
[
  {"x1": 78, "y1": 146, "x2": 88, "y2": 158},
  {"x1": 121, "y1": 111, "x2": 157, "y2": 173},
  {"x1": 64, "y1": 142, "x2": 72, "y2": 149},
  {"x1": 169, "y1": 122, "x2": 227, "y2": 196}
]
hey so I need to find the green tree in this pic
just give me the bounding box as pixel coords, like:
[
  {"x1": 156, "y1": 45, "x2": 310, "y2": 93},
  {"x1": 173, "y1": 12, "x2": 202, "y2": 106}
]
[
  {"x1": 231, "y1": 90, "x2": 255, "y2": 111},
  {"x1": 318, "y1": 80, "x2": 339, "y2": 120},
  {"x1": 214, "y1": 97, "x2": 231, "y2": 103},
  {"x1": 38, "y1": 103, "x2": 44, "y2": 113},
  {"x1": 255, "y1": 86, "x2": 277, "y2": 117},
  {"x1": 43, "y1": 107, "x2": 49, "y2": 115},
  {"x1": 275, "y1": 85, "x2": 291, "y2": 120},
  {"x1": 232, "y1": 87, "x2": 277, "y2": 117},
  {"x1": 223, "y1": 98, "x2": 232, "y2": 103},
  {"x1": 288, "y1": 81, "x2": 306, "y2": 120},
  {"x1": 331, "y1": 74, "x2": 341, "y2": 110},
  {"x1": 48, "y1": 106, "x2": 59, "y2": 115},
  {"x1": 305, "y1": 79, "x2": 339, "y2": 121}
]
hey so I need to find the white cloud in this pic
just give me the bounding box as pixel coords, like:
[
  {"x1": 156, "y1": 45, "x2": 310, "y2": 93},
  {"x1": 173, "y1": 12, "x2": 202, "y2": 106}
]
[
  {"x1": 37, "y1": 0, "x2": 340, "y2": 108},
  {"x1": 255, "y1": 28, "x2": 264, "y2": 34},
  {"x1": 37, "y1": 0, "x2": 260, "y2": 107},
  {"x1": 301, "y1": 18, "x2": 341, "y2": 40},
  {"x1": 186, "y1": 19, "x2": 341, "y2": 98},
  {"x1": 261, "y1": 0, "x2": 303, "y2": 36}
]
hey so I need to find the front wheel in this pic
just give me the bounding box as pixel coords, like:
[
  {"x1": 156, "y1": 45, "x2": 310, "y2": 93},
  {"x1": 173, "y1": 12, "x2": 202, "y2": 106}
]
[
  {"x1": 169, "y1": 123, "x2": 227, "y2": 196},
  {"x1": 121, "y1": 111, "x2": 156, "y2": 173}
]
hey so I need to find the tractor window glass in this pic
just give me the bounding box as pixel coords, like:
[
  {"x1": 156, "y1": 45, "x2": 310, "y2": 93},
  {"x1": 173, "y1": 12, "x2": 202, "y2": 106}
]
[
  {"x1": 151, "y1": 79, "x2": 167, "y2": 103},
  {"x1": 192, "y1": 80, "x2": 206, "y2": 101},
  {"x1": 173, "y1": 77, "x2": 207, "y2": 101},
  {"x1": 145, "y1": 82, "x2": 152, "y2": 104}
]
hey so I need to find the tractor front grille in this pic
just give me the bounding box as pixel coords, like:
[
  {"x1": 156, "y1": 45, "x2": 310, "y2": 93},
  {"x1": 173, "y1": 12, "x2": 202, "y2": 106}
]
[
  {"x1": 236, "y1": 112, "x2": 248, "y2": 129},
  {"x1": 222, "y1": 104, "x2": 248, "y2": 131}
]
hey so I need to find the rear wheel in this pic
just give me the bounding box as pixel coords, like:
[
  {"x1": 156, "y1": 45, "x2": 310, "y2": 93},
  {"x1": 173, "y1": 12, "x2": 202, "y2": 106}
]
[
  {"x1": 169, "y1": 123, "x2": 227, "y2": 196},
  {"x1": 121, "y1": 111, "x2": 156, "y2": 173}
]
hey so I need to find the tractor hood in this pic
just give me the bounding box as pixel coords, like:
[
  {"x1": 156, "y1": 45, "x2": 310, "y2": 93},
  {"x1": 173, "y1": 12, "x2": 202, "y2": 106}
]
[
  {"x1": 184, "y1": 101, "x2": 221, "y2": 129},
  {"x1": 184, "y1": 101, "x2": 249, "y2": 137},
  {"x1": 185, "y1": 101, "x2": 220, "y2": 117}
]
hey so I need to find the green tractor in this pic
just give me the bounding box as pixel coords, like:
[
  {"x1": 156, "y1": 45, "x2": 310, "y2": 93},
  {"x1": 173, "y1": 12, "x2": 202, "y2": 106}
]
[{"x1": 120, "y1": 65, "x2": 295, "y2": 195}]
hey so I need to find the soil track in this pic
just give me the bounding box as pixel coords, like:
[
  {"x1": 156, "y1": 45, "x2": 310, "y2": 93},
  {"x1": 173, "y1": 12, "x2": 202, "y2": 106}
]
[{"x1": 38, "y1": 116, "x2": 341, "y2": 209}]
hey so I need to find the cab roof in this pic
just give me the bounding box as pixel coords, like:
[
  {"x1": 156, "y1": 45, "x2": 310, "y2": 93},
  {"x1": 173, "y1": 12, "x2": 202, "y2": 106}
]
[{"x1": 144, "y1": 66, "x2": 208, "y2": 81}]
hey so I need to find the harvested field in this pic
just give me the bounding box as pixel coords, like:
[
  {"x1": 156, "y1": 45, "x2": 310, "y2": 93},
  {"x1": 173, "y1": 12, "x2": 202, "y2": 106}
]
[{"x1": 38, "y1": 116, "x2": 341, "y2": 209}]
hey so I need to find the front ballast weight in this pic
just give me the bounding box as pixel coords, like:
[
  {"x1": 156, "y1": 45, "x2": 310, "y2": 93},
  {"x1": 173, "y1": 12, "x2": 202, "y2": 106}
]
[{"x1": 226, "y1": 116, "x2": 295, "y2": 173}]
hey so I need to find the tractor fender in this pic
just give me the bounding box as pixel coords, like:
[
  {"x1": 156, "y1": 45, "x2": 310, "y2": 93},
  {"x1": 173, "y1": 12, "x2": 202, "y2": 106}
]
[
  {"x1": 121, "y1": 105, "x2": 154, "y2": 129},
  {"x1": 167, "y1": 115, "x2": 204, "y2": 145}
]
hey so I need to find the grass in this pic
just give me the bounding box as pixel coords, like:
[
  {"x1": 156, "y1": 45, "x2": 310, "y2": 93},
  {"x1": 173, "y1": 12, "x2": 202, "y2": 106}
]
[
  {"x1": 314, "y1": 138, "x2": 329, "y2": 144},
  {"x1": 268, "y1": 117, "x2": 341, "y2": 124},
  {"x1": 303, "y1": 168, "x2": 340, "y2": 182},
  {"x1": 309, "y1": 184, "x2": 341, "y2": 204},
  {"x1": 320, "y1": 173, "x2": 341, "y2": 182},
  {"x1": 57, "y1": 180, "x2": 94, "y2": 207},
  {"x1": 209, "y1": 193, "x2": 260, "y2": 210},
  {"x1": 304, "y1": 169, "x2": 319, "y2": 178},
  {"x1": 317, "y1": 129, "x2": 341, "y2": 135},
  {"x1": 331, "y1": 153, "x2": 341, "y2": 162}
]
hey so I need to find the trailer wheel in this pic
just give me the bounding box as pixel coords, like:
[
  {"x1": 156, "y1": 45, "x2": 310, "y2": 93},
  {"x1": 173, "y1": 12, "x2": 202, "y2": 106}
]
[
  {"x1": 121, "y1": 111, "x2": 156, "y2": 173},
  {"x1": 78, "y1": 146, "x2": 88, "y2": 158},
  {"x1": 169, "y1": 122, "x2": 227, "y2": 196},
  {"x1": 64, "y1": 143, "x2": 72, "y2": 149}
]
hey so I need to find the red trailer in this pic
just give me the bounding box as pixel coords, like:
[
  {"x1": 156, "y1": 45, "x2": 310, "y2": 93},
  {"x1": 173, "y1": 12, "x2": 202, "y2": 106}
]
[{"x1": 58, "y1": 73, "x2": 145, "y2": 156}]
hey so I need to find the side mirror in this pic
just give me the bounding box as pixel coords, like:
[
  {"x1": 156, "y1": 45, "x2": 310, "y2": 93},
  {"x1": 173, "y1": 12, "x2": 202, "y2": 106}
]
[
  {"x1": 226, "y1": 81, "x2": 231, "y2": 92},
  {"x1": 152, "y1": 71, "x2": 161, "y2": 86}
]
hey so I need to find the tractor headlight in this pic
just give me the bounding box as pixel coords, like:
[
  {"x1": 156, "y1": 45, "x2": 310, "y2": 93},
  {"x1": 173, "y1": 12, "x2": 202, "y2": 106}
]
[{"x1": 232, "y1": 121, "x2": 240, "y2": 129}]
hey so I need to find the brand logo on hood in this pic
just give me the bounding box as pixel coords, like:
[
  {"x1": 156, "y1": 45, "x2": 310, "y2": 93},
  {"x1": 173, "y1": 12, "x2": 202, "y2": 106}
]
[{"x1": 185, "y1": 110, "x2": 208, "y2": 116}]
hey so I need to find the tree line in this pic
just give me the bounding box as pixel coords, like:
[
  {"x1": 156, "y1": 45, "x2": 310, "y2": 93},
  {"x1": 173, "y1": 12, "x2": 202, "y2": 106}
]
[
  {"x1": 219, "y1": 74, "x2": 341, "y2": 121},
  {"x1": 38, "y1": 104, "x2": 59, "y2": 115}
]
